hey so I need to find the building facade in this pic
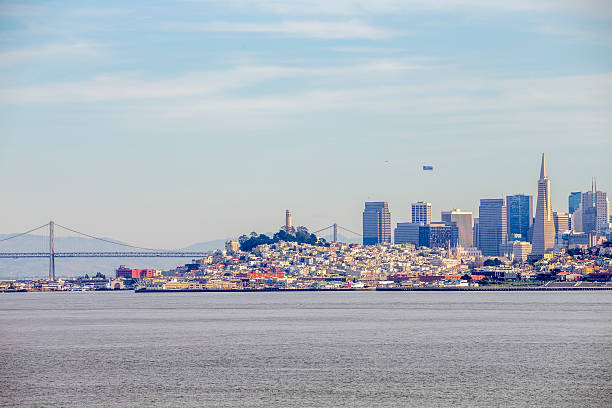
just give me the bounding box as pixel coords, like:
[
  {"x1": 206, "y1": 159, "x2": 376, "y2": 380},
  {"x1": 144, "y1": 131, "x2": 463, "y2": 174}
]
[
  {"x1": 418, "y1": 223, "x2": 458, "y2": 249},
  {"x1": 441, "y1": 209, "x2": 473, "y2": 248},
  {"x1": 532, "y1": 153, "x2": 555, "y2": 257},
  {"x1": 511, "y1": 241, "x2": 532, "y2": 262},
  {"x1": 362, "y1": 202, "x2": 391, "y2": 245},
  {"x1": 581, "y1": 186, "x2": 610, "y2": 234},
  {"x1": 411, "y1": 201, "x2": 432, "y2": 225},
  {"x1": 394, "y1": 222, "x2": 420, "y2": 246},
  {"x1": 477, "y1": 199, "x2": 507, "y2": 257},
  {"x1": 553, "y1": 212, "x2": 570, "y2": 239},
  {"x1": 568, "y1": 192, "x2": 581, "y2": 215},
  {"x1": 506, "y1": 194, "x2": 533, "y2": 242}
]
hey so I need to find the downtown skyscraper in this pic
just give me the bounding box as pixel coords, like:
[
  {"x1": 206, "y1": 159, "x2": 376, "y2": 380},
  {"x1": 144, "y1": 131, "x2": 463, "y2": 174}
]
[
  {"x1": 581, "y1": 180, "x2": 610, "y2": 234},
  {"x1": 362, "y1": 202, "x2": 391, "y2": 245},
  {"x1": 506, "y1": 194, "x2": 533, "y2": 242},
  {"x1": 477, "y1": 199, "x2": 507, "y2": 256},
  {"x1": 531, "y1": 153, "x2": 555, "y2": 257},
  {"x1": 568, "y1": 191, "x2": 581, "y2": 215},
  {"x1": 411, "y1": 201, "x2": 432, "y2": 225}
]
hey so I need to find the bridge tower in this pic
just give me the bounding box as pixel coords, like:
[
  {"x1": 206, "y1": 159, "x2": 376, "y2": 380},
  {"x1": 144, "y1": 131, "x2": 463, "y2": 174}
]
[
  {"x1": 49, "y1": 221, "x2": 55, "y2": 281},
  {"x1": 333, "y1": 223, "x2": 338, "y2": 242}
]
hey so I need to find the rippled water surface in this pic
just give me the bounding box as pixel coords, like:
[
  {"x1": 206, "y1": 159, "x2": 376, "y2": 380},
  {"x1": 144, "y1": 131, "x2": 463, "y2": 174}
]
[{"x1": 1, "y1": 291, "x2": 611, "y2": 407}]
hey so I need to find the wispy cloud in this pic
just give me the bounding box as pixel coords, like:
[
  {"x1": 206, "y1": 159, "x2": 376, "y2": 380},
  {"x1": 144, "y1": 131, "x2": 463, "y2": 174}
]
[
  {"x1": 195, "y1": 0, "x2": 612, "y2": 19},
  {"x1": 0, "y1": 59, "x2": 431, "y2": 103},
  {"x1": 531, "y1": 24, "x2": 612, "y2": 45},
  {"x1": 164, "y1": 20, "x2": 394, "y2": 39},
  {"x1": 0, "y1": 42, "x2": 107, "y2": 67}
]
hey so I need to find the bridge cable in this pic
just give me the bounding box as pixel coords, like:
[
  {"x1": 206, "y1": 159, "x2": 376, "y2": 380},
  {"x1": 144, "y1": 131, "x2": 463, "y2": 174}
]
[
  {"x1": 312, "y1": 225, "x2": 334, "y2": 235},
  {"x1": 0, "y1": 222, "x2": 50, "y2": 242},
  {"x1": 54, "y1": 223, "x2": 167, "y2": 252},
  {"x1": 337, "y1": 225, "x2": 362, "y2": 237}
]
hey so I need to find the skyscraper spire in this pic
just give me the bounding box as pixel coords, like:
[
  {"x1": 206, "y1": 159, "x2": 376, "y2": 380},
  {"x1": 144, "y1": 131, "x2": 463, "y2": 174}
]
[{"x1": 532, "y1": 153, "x2": 555, "y2": 257}]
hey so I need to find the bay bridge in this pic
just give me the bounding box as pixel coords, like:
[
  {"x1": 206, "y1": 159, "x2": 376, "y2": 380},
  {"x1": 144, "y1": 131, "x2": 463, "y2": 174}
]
[{"x1": 0, "y1": 221, "x2": 361, "y2": 280}]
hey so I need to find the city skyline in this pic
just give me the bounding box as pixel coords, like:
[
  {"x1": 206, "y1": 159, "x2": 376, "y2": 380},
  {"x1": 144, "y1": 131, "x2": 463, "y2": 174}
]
[
  {"x1": 0, "y1": 157, "x2": 609, "y2": 249},
  {"x1": 0, "y1": 1, "x2": 611, "y2": 248}
]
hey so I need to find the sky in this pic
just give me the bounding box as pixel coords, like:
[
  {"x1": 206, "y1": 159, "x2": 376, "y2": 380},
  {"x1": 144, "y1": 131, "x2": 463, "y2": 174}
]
[{"x1": 0, "y1": 0, "x2": 611, "y2": 248}]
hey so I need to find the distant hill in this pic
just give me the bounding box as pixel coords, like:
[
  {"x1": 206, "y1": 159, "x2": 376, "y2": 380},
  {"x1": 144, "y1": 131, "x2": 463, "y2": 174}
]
[
  {"x1": 0, "y1": 231, "x2": 361, "y2": 279},
  {"x1": 0, "y1": 233, "x2": 228, "y2": 279}
]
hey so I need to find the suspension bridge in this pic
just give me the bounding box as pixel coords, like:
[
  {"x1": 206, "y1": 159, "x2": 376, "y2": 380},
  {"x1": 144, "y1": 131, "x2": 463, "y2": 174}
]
[
  {"x1": 0, "y1": 221, "x2": 215, "y2": 280},
  {"x1": 312, "y1": 223, "x2": 362, "y2": 243},
  {"x1": 0, "y1": 221, "x2": 362, "y2": 281}
]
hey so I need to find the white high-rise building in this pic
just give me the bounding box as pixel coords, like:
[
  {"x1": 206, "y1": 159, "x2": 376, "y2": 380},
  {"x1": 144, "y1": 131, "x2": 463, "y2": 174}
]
[
  {"x1": 531, "y1": 153, "x2": 555, "y2": 257},
  {"x1": 441, "y1": 209, "x2": 473, "y2": 248}
]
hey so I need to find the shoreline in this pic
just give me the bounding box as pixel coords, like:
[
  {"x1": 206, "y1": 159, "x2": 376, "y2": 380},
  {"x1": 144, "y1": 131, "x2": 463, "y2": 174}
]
[
  {"x1": 3, "y1": 286, "x2": 611, "y2": 294},
  {"x1": 133, "y1": 286, "x2": 612, "y2": 293}
]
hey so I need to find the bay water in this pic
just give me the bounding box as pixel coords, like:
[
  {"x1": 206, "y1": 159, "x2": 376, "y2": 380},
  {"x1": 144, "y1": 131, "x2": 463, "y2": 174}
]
[{"x1": 1, "y1": 291, "x2": 611, "y2": 407}]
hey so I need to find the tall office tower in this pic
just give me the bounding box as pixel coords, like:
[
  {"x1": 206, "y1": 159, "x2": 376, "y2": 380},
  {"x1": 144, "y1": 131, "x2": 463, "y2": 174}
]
[
  {"x1": 505, "y1": 194, "x2": 533, "y2": 242},
  {"x1": 473, "y1": 218, "x2": 479, "y2": 248},
  {"x1": 411, "y1": 201, "x2": 432, "y2": 225},
  {"x1": 362, "y1": 202, "x2": 391, "y2": 245},
  {"x1": 581, "y1": 179, "x2": 610, "y2": 234},
  {"x1": 477, "y1": 199, "x2": 507, "y2": 256},
  {"x1": 419, "y1": 223, "x2": 457, "y2": 249},
  {"x1": 568, "y1": 192, "x2": 582, "y2": 215},
  {"x1": 441, "y1": 209, "x2": 473, "y2": 248},
  {"x1": 553, "y1": 212, "x2": 570, "y2": 238},
  {"x1": 394, "y1": 222, "x2": 420, "y2": 246},
  {"x1": 532, "y1": 153, "x2": 555, "y2": 256}
]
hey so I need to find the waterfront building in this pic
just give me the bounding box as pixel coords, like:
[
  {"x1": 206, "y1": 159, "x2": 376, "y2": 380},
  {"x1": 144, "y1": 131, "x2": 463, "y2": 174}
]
[
  {"x1": 131, "y1": 269, "x2": 155, "y2": 279},
  {"x1": 115, "y1": 265, "x2": 132, "y2": 279},
  {"x1": 411, "y1": 201, "x2": 432, "y2": 225},
  {"x1": 362, "y1": 202, "x2": 391, "y2": 245},
  {"x1": 394, "y1": 222, "x2": 420, "y2": 246},
  {"x1": 441, "y1": 209, "x2": 473, "y2": 248},
  {"x1": 477, "y1": 199, "x2": 507, "y2": 256},
  {"x1": 568, "y1": 192, "x2": 581, "y2": 215},
  {"x1": 532, "y1": 153, "x2": 555, "y2": 257},
  {"x1": 419, "y1": 223, "x2": 457, "y2": 249},
  {"x1": 506, "y1": 194, "x2": 533, "y2": 242},
  {"x1": 553, "y1": 212, "x2": 570, "y2": 239},
  {"x1": 473, "y1": 218, "x2": 479, "y2": 248}
]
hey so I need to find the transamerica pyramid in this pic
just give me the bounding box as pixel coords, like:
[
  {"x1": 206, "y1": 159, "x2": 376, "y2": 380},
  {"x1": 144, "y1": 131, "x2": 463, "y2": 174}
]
[{"x1": 531, "y1": 153, "x2": 555, "y2": 256}]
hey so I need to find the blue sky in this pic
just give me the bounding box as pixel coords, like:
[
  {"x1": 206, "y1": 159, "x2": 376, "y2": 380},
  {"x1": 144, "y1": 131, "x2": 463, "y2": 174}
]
[{"x1": 1, "y1": 0, "x2": 611, "y2": 248}]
